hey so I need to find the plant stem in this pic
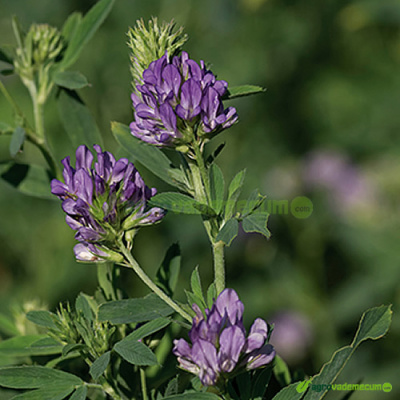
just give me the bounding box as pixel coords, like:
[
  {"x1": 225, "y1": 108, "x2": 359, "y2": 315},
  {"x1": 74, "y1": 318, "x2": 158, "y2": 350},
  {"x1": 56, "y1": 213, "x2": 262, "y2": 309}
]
[
  {"x1": 140, "y1": 368, "x2": 149, "y2": 400},
  {"x1": 213, "y1": 241, "x2": 225, "y2": 294},
  {"x1": 118, "y1": 241, "x2": 192, "y2": 322},
  {"x1": 189, "y1": 138, "x2": 227, "y2": 294}
]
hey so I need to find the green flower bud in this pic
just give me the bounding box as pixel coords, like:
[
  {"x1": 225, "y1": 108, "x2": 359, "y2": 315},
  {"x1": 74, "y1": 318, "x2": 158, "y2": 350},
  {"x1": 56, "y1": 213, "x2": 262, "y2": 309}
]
[{"x1": 127, "y1": 17, "x2": 188, "y2": 90}]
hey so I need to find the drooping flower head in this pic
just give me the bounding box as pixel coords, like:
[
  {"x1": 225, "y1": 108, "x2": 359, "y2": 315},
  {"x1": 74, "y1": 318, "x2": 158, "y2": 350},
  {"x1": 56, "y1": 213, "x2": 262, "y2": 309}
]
[
  {"x1": 173, "y1": 289, "x2": 275, "y2": 386},
  {"x1": 130, "y1": 51, "x2": 238, "y2": 148},
  {"x1": 51, "y1": 145, "x2": 164, "y2": 262}
]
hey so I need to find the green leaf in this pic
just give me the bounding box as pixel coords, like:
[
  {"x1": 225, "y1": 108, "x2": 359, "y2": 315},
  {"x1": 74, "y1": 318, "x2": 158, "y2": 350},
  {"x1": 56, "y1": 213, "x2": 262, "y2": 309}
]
[
  {"x1": 163, "y1": 393, "x2": 221, "y2": 400},
  {"x1": 222, "y1": 85, "x2": 266, "y2": 100},
  {"x1": 150, "y1": 192, "x2": 204, "y2": 215},
  {"x1": 0, "y1": 366, "x2": 82, "y2": 389},
  {"x1": 90, "y1": 351, "x2": 111, "y2": 380},
  {"x1": 62, "y1": 343, "x2": 87, "y2": 357},
  {"x1": 192, "y1": 202, "x2": 217, "y2": 217},
  {"x1": 271, "y1": 382, "x2": 304, "y2": 400},
  {"x1": 127, "y1": 318, "x2": 171, "y2": 341},
  {"x1": 98, "y1": 293, "x2": 174, "y2": 324},
  {"x1": 60, "y1": 12, "x2": 82, "y2": 42},
  {"x1": 114, "y1": 339, "x2": 157, "y2": 366},
  {"x1": 69, "y1": 386, "x2": 87, "y2": 400},
  {"x1": 190, "y1": 267, "x2": 204, "y2": 302},
  {"x1": 241, "y1": 189, "x2": 265, "y2": 217},
  {"x1": 225, "y1": 169, "x2": 246, "y2": 220},
  {"x1": 302, "y1": 305, "x2": 392, "y2": 400},
  {"x1": 58, "y1": 89, "x2": 103, "y2": 149},
  {"x1": 0, "y1": 335, "x2": 62, "y2": 357},
  {"x1": 75, "y1": 293, "x2": 94, "y2": 322},
  {"x1": 216, "y1": 218, "x2": 239, "y2": 246},
  {"x1": 273, "y1": 355, "x2": 291, "y2": 388},
  {"x1": 26, "y1": 311, "x2": 58, "y2": 329},
  {"x1": 209, "y1": 163, "x2": 225, "y2": 215},
  {"x1": 59, "y1": 0, "x2": 115, "y2": 70},
  {"x1": 251, "y1": 368, "x2": 273, "y2": 400},
  {"x1": 9, "y1": 127, "x2": 25, "y2": 158},
  {"x1": 111, "y1": 122, "x2": 185, "y2": 188},
  {"x1": 155, "y1": 243, "x2": 181, "y2": 297},
  {"x1": 1, "y1": 163, "x2": 53, "y2": 199},
  {"x1": 10, "y1": 385, "x2": 75, "y2": 400},
  {"x1": 242, "y1": 212, "x2": 270, "y2": 238},
  {"x1": 53, "y1": 71, "x2": 89, "y2": 90},
  {"x1": 206, "y1": 283, "x2": 217, "y2": 309}
]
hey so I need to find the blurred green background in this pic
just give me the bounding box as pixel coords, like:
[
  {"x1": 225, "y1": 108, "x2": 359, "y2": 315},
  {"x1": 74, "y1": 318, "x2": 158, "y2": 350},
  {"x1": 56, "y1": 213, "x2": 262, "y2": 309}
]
[{"x1": 1, "y1": 0, "x2": 400, "y2": 399}]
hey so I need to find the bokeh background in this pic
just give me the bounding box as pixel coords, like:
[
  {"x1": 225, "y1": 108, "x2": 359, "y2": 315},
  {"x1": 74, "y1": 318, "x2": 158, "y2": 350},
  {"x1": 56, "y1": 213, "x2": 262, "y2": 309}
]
[{"x1": 1, "y1": 0, "x2": 400, "y2": 399}]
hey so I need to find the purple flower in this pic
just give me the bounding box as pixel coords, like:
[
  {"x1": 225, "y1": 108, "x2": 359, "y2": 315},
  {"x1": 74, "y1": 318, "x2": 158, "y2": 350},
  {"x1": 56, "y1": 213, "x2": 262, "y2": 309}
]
[
  {"x1": 51, "y1": 145, "x2": 164, "y2": 262},
  {"x1": 173, "y1": 289, "x2": 275, "y2": 386},
  {"x1": 130, "y1": 52, "x2": 238, "y2": 147}
]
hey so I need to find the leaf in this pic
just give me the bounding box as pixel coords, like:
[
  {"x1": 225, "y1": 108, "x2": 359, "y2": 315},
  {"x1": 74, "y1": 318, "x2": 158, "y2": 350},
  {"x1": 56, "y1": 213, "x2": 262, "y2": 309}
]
[
  {"x1": 0, "y1": 366, "x2": 82, "y2": 389},
  {"x1": 0, "y1": 335, "x2": 62, "y2": 357},
  {"x1": 98, "y1": 293, "x2": 174, "y2": 324},
  {"x1": 58, "y1": 89, "x2": 103, "y2": 149},
  {"x1": 225, "y1": 169, "x2": 246, "y2": 220},
  {"x1": 127, "y1": 318, "x2": 171, "y2": 341},
  {"x1": 69, "y1": 386, "x2": 87, "y2": 400},
  {"x1": 75, "y1": 293, "x2": 94, "y2": 322},
  {"x1": 209, "y1": 163, "x2": 225, "y2": 215},
  {"x1": 216, "y1": 218, "x2": 239, "y2": 246},
  {"x1": 53, "y1": 71, "x2": 89, "y2": 90},
  {"x1": 90, "y1": 351, "x2": 111, "y2": 380},
  {"x1": 251, "y1": 368, "x2": 273, "y2": 400},
  {"x1": 60, "y1": 12, "x2": 82, "y2": 42},
  {"x1": 241, "y1": 189, "x2": 265, "y2": 217},
  {"x1": 1, "y1": 163, "x2": 54, "y2": 199},
  {"x1": 273, "y1": 355, "x2": 291, "y2": 388},
  {"x1": 163, "y1": 393, "x2": 221, "y2": 400},
  {"x1": 111, "y1": 122, "x2": 185, "y2": 188},
  {"x1": 59, "y1": 0, "x2": 115, "y2": 70},
  {"x1": 242, "y1": 213, "x2": 270, "y2": 238},
  {"x1": 192, "y1": 202, "x2": 217, "y2": 217},
  {"x1": 155, "y1": 243, "x2": 181, "y2": 297},
  {"x1": 26, "y1": 311, "x2": 58, "y2": 329},
  {"x1": 271, "y1": 382, "x2": 304, "y2": 400},
  {"x1": 222, "y1": 85, "x2": 266, "y2": 100},
  {"x1": 302, "y1": 305, "x2": 392, "y2": 400},
  {"x1": 9, "y1": 127, "x2": 25, "y2": 158},
  {"x1": 185, "y1": 290, "x2": 205, "y2": 311},
  {"x1": 206, "y1": 283, "x2": 217, "y2": 309},
  {"x1": 10, "y1": 385, "x2": 75, "y2": 400},
  {"x1": 62, "y1": 343, "x2": 87, "y2": 357},
  {"x1": 190, "y1": 267, "x2": 204, "y2": 302},
  {"x1": 114, "y1": 339, "x2": 157, "y2": 366},
  {"x1": 150, "y1": 192, "x2": 204, "y2": 215}
]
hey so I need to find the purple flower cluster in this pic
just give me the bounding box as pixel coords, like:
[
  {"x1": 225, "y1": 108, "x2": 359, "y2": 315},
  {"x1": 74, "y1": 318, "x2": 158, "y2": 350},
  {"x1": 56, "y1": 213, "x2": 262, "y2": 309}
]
[
  {"x1": 130, "y1": 51, "x2": 238, "y2": 146},
  {"x1": 51, "y1": 145, "x2": 164, "y2": 262},
  {"x1": 173, "y1": 289, "x2": 275, "y2": 386}
]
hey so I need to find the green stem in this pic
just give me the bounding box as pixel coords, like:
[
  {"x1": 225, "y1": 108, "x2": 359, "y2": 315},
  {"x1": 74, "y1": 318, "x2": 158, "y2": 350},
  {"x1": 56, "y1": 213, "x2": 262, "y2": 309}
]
[
  {"x1": 213, "y1": 241, "x2": 225, "y2": 294},
  {"x1": 140, "y1": 368, "x2": 149, "y2": 400},
  {"x1": 118, "y1": 241, "x2": 192, "y2": 322},
  {"x1": 0, "y1": 79, "x2": 61, "y2": 179}
]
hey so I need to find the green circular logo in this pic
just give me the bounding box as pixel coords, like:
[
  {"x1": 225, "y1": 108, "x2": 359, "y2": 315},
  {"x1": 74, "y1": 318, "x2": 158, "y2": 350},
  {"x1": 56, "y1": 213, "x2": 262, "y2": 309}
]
[
  {"x1": 290, "y1": 196, "x2": 313, "y2": 219},
  {"x1": 383, "y1": 383, "x2": 392, "y2": 392}
]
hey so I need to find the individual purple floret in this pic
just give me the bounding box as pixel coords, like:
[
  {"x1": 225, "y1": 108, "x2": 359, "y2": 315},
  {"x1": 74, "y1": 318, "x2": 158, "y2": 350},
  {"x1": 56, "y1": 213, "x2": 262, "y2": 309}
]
[
  {"x1": 173, "y1": 289, "x2": 275, "y2": 386},
  {"x1": 130, "y1": 51, "x2": 238, "y2": 146},
  {"x1": 51, "y1": 145, "x2": 164, "y2": 262}
]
